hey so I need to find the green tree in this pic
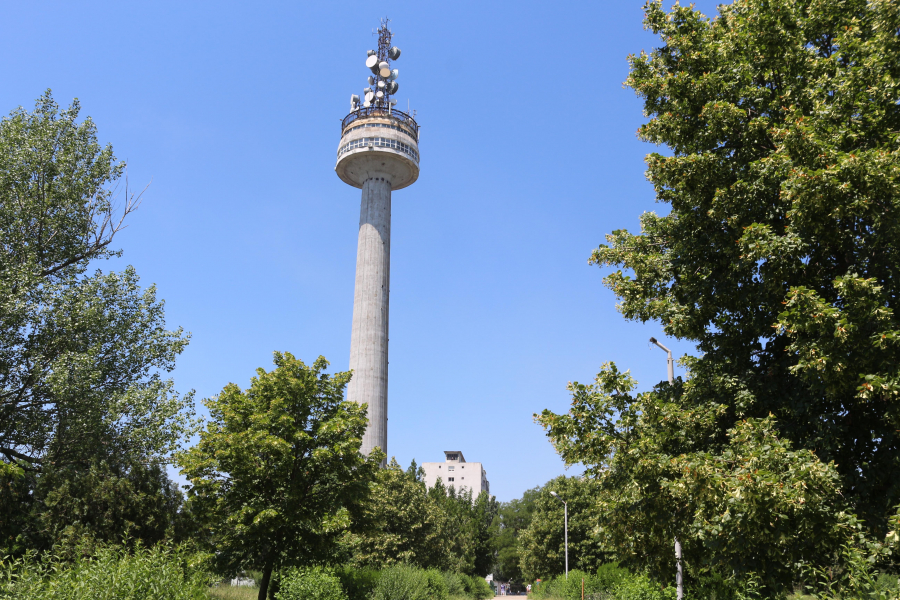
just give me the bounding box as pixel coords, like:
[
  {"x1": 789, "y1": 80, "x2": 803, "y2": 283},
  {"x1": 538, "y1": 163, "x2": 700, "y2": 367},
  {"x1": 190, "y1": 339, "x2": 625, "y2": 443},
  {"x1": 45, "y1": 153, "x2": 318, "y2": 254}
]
[
  {"x1": 177, "y1": 352, "x2": 382, "y2": 600},
  {"x1": 0, "y1": 91, "x2": 194, "y2": 476},
  {"x1": 539, "y1": 0, "x2": 900, "y2": 592},
  {"x1": 518, "y1": 476, "x2": 607, "y2": 581},
  {"x1": 539, "y1": 364, "x2": 846, "y2": 590},
  {"x1": 341, "y1": 458, "x2": 448, "y2": 569},
  {"x1": 493, "y1": 486, "x2": 540, "y2": 583},
  {"x1": 341, "y1": 459, "x2": 498, "y2": 575},
  {"x1": 427, "y1": 479, "x2": 499, "y2": 575},
  {"x1": 29, "y1": 456, "x2": 188, "y2": 552},
  {"x1": 471, "y1": 489, "x2": 500, "y2": 577}
]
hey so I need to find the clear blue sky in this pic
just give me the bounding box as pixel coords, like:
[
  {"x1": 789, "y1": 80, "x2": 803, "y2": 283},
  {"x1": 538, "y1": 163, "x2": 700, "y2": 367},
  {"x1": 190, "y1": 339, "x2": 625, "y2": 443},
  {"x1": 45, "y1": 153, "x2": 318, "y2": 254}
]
[{"x1": 1, "y1": 0, "x2": 721, "y2": 502}]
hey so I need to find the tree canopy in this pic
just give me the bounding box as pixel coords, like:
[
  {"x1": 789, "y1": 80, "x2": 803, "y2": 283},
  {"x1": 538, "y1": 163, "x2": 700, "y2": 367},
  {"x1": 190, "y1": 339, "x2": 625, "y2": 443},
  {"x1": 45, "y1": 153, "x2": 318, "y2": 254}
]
[
  {"x1": 492, "y1": 485, "x2": 540, "y2": 584},
  {"x1": 0, "y1": 91, "x2": 195, "y2": 476},
  {"x1": 177, "y1": 352, "x2": 382, "y2": 600},
  {"x1": 518, "y1": 476, "x2": 607, "y2": 581},
  {"x1": 538, "y1": 0, "x2": 900, "y2": 592}
]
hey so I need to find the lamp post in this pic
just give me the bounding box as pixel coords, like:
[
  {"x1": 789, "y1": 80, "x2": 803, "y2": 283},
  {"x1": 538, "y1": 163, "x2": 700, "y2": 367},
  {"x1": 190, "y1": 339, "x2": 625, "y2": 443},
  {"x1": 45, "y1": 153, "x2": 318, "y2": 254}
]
[
  {"x1": 550, "y1": 491, "x2": 568, "y2": 580},
  {"x1": 648, "y1": 337, "x2": 683, "y2": 600}
]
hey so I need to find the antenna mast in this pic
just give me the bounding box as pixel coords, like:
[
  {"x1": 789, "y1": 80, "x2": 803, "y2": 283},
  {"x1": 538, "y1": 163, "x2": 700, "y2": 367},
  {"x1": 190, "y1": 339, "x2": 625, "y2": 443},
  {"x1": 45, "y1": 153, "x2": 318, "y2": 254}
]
[{"x1": 354, "y1": 16, "x2": 401, "y2": 111}]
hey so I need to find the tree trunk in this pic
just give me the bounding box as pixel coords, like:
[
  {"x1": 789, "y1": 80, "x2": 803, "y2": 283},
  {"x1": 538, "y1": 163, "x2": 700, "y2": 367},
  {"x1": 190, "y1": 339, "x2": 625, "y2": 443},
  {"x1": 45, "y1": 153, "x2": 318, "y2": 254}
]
[{"x1": 258, "y1": 563, "x2": 273, "y2": 600}]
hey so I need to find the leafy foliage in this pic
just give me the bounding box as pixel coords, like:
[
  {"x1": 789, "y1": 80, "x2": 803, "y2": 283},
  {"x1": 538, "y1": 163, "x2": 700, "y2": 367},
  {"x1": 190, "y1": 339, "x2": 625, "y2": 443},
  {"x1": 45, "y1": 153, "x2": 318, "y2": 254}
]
[
  {"x1": 0, "y1": 543, "x2": 210, "y2": 600},
  {"x1": 369, "y1": 564, "x2": 433, "y2": 600},
  {"x1": 518, "y1": 476, "x2": 608, "y2": 581},
  {"x1": 598, "y1": 0, "x2": 900, "y2": 525},
  {"x1": 539, "y1": 0, "x2": 900, "y2": 593},
  {"x1": 341, "y1": 459, "x2": 498, "y2": 576},
  {"x1": 19, "y1": 456, "x2": 187, "y2": 553},
  {"x1": 341, "y1": 459, "x2": 447, "y2": 569},
  {"x1": 0, "y1": 92, "x2": 195, "y2": 476},
  {"x1": 176, "y1": 352, "x2": 382, "y2": 600},
  {"x1": 531, "y1": 566, "x2": 673, "y2": 600},
  {"x1": 275, "y1": 567, "x2": 347, "y2": 600},
  {"x1": 333, "y1": 565, "x2": 381, "y2": 600},
  {"x1": 493, "y1": 485, "x2": 540, "y2": 583}
]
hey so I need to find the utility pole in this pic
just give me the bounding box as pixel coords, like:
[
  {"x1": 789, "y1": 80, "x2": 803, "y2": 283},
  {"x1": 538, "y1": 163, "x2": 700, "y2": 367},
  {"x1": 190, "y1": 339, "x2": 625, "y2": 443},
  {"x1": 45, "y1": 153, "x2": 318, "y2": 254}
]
[
  {"x1": 550, "y1": 491, "x2": 568, "y2": 579},
  {"x1": 649, "y1": 337, "x2": 683, "y2": 600}
]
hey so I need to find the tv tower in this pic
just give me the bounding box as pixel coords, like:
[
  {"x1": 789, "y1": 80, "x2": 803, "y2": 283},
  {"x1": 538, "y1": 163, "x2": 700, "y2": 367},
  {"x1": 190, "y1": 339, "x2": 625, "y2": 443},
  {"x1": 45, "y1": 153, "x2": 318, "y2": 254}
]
[{"x1": 336, "y1": 19, "x2": 419, "y2": 460}]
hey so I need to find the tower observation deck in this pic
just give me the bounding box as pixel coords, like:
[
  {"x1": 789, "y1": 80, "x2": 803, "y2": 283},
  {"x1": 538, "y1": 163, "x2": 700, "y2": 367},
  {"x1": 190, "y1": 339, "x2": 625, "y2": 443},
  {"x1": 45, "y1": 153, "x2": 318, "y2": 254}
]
[{"x1": 336, "y1": 19, "x2": 419, "y2": 461}]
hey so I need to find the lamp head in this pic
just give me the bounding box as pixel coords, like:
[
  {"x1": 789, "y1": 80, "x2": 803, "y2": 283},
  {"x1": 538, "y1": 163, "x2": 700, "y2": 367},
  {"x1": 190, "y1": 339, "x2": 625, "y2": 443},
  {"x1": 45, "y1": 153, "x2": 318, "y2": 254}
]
[
  {"x1": 649, "y1": 337, "x2": 658, "y2": 344},
  {"x1": 550, "y1": 491, "x2": 558, "y2": 498}
]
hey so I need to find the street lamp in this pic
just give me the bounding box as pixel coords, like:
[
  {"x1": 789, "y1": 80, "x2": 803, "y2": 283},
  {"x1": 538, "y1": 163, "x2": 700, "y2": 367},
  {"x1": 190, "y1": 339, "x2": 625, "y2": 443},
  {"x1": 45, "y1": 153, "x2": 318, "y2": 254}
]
[
  {"x1": 549, "y1": 491, "x2": 568, "y2": 580},
  {"x1": 649, "y1": 337, "x2": 683, "y2": 600}
]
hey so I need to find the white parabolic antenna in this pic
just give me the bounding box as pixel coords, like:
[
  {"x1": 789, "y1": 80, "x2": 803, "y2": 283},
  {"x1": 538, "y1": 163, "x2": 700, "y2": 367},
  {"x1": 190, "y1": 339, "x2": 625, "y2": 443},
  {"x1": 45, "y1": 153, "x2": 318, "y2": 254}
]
[
  {"x1": 365, "y1": 55, "x2": 378, "y2": 69},
  {"x1": 365, "y1": 91, "x2": 375, "y2": 102}
]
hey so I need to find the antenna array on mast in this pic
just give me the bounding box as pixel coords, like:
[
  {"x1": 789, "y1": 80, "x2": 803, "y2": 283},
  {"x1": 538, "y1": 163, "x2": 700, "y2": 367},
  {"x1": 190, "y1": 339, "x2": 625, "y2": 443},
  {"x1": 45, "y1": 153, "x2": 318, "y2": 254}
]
[{"x1": 350, "y1": 17, "x2": 402, "y2": 111}]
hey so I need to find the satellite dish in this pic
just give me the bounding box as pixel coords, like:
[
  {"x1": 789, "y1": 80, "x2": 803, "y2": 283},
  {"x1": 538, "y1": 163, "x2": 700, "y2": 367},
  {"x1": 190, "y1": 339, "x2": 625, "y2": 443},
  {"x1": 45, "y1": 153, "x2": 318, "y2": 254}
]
[
  {"x1": 365, "y1": 55, "x2": 379, "y2": 69},
  {"x1": 389, "y1": 98, "x2": 398, "y2": 105},
  {"x1": 378, "y1": 62, "x2": 391, "y2": 77},
  {"x1": 368, "y1": 76, "x2": 374, "y2": 85},
  {"x1": 389, "y1": 69, "x2": 399, "y2": 81},
  {"x1": 388, "y1": 82, "x2": 399, "y2": 94},
  {"x1": 388, "y1": 47, "x2": 401, "y2": 60},
  {"x1": 363, "y1": 87, "x2": 372, "y2": 94},
  {"x1": 377, "y1": 81, "x2": 385, "y2": 89},
  {"x1": 364, "y1": 101, "x2": 371, "y2": 108},
  {"x1": 376, "y1": 90, "x2": 384, "y2": 99},
  {"x1": 367, "y1": 50, "x2": 376, "y2": 56},
  {"x1": 365, "y1": 91, "x2": 375, "y2": 102}
]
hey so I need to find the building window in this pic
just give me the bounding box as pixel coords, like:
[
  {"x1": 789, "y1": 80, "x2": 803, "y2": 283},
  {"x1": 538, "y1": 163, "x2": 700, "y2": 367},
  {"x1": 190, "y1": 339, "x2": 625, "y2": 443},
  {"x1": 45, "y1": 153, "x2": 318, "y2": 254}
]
[
  {"x1": 448, "y1": 466, "x2": 455, "y2": 471},
  {"x1": 447, "y1": 454, "x2": 458, "y2": 461},
  {"x1": 448, "y1": 477, "x2": 455, "y2": 482}
]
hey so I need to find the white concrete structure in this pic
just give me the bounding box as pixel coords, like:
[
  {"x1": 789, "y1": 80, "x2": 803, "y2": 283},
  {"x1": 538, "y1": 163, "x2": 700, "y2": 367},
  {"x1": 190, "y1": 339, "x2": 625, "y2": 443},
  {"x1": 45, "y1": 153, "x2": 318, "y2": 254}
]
[
  {"x1": 336, "y1": 36, "x2": 420, "y2": 462},
  {"x1": 422, "y1": 451, "x2": 490, "y2": 498}
]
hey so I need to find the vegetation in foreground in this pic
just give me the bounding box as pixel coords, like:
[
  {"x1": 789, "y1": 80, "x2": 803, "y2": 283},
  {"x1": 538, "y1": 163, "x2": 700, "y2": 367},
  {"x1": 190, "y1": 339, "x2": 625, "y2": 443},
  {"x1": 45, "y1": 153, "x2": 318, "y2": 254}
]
[{"x1": 3, "y1": 0, "x2": 900, "y2": 597}]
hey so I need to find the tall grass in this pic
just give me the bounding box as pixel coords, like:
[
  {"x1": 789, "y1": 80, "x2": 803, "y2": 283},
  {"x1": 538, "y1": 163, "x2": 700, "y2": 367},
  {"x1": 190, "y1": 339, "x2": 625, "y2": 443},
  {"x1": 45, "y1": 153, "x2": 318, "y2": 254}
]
[{"x1": 0, "y1": 544, "x2": 210, "y2": 600}]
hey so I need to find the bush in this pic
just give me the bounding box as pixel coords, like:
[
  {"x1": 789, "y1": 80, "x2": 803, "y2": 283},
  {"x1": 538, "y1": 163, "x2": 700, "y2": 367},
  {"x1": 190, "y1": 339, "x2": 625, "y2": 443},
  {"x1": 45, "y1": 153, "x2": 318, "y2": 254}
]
[
  {"x1": 594, "y1": 563, "x2": 629, "y2": 595},
  {"x1": 530, "y1": 568, "x2": 674, "y2": 600},
  {"x1": 443, "y1": 571, "x2": 467, "y2": 597},
  {"x1": 0, "y1": 544, "x2": 210, "y2": 600},
  {"x1": 334, "y1": 565, "x2": 381, "y2": 600},
  {"x1": 371, "y1": 564, "x2": 431, "y2": 600},
  {"x1": 611, "y1": 574, "x2": 675, "y2": 600},
  {"x1": 276, "y1": 567, "x2": 347, "y2": 600},
  {"x1": 425, "y1": 568, "x2": 449, "y2": 600},
  {"x1": 462, "y1": 574, "x2": 494, "y2": 599}
]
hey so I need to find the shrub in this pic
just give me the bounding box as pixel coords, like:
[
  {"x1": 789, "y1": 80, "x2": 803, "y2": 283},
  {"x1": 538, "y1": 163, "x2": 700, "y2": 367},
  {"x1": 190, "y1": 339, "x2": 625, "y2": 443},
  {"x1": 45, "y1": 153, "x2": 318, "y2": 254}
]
[
  {"x1": 594, "y1": 563, "x2": 629, "y2": 594},
  {"x1": 425, "y1": 568, "x2": 449, "y2": 600},
  {"x1": 0, "y1": 544, "x2": 210, "y2": 600},
  {"x1": 611, "y1": 574, "x2": 675, "y2": 600},
  {"x1": 371, "y1": 564, "x2": 430, "y2": 600},
  {"x1": 334, "y1": 565, "x2": 381, "y2": 600},
  {"x1": 443, "y1": 571, "x2": 467, "y2": 597},
  {"x1": 276, "y1": 567, "x2": 347, "y2": 600},
  {"x1": 461, "y1": 574, "x2": 494, "y2": 599}
]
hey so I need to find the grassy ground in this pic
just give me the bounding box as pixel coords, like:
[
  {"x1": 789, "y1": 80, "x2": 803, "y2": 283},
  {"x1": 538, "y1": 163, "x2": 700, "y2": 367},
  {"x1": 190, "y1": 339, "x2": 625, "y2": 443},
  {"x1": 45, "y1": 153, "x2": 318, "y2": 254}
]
[{"x1": 208, "y1": 583, "x2": 260, "y2": 599}]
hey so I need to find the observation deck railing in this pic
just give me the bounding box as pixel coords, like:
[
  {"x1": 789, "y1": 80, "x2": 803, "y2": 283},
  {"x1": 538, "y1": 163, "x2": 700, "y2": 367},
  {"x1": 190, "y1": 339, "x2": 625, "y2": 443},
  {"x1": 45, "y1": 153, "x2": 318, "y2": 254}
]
[{"x1": 342, "y1": 106, "x2": 419, "y2": 138}]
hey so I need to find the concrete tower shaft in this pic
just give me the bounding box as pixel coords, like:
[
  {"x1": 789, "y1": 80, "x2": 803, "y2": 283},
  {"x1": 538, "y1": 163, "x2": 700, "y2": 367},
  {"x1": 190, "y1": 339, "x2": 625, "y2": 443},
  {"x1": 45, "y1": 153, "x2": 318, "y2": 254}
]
[
  {"x1": 336, "y1": 107, "x2": 419, "y2": 461},
  {"x1": 348, "y1": 176, "x2": 391, "y2": 457}
]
